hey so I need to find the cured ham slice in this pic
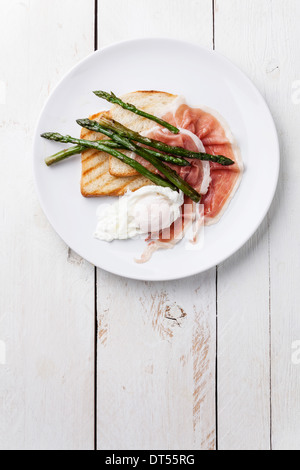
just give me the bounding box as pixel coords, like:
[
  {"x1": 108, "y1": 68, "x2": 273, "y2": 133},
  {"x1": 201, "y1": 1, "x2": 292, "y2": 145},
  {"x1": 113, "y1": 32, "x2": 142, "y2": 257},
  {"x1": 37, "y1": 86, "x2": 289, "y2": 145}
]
[
  {"x1": 136, "y1": 104, "x2": 242, "y2": 262},
  {"x1": 136, "y1": 196, "x2": 201, "y2": 264},
  {"x1": 142, "y1": 126, "x2": 212, "y2": 196},
  {"x1": 163, "y1": 104, "x2": 243, "y2": 225}
]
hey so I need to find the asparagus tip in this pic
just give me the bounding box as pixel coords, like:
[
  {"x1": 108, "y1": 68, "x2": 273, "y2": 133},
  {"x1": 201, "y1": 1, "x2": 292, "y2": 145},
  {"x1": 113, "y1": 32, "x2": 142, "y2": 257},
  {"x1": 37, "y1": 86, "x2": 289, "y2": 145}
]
[
  {"x1": 76, "y1": 119, "x2": 86, "y2": 126},
  {"x1": 93, "y1": 90, "x2": 108, "y2": 97},
  {"x1": 224, "y1": 158, "x2": 235, "y2": 166},
  {"x1": 41, "y1": 132, "x2": 63, "y2": 141}
]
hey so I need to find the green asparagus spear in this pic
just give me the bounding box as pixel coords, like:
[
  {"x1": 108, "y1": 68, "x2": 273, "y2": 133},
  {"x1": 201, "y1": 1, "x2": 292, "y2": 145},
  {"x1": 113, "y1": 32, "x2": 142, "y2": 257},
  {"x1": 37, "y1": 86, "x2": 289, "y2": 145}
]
[
  {"x1": 41, "y1": 133, "x2": 177, "y2": 191},
  {"x1": 76, "y1": 121, "x2": 201, "y2": 203},
  {"x1": 44, "y1": 141, "x2": 122, "y2": 166},
  {"x1": 130, "y1": 147, "x2": 190, "y2": 166},
  {"x1": 79, "y1": 116, "x2": 234, "y2": 166},
  {"x1": 45, "y1": 145, "x2": 84, "y2": 166},
  {"x1": 44, "y1": 140, "x2": 190, "y2": 167},
  {"x1": 110, "y1": 134, "x2": 201, "y2": 203},
  {"x1": 93, "y1": 91, "x2": 180, "y2": 135},
  {"x1": 76, "y1": 120, "x2": 189, "y2": 167}
]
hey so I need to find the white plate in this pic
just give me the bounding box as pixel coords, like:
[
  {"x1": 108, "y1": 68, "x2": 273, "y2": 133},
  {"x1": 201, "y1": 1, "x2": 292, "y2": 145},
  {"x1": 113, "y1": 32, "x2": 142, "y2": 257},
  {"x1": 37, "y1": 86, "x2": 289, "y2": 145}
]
[{"x1": 33, "y1": 38, "x2": 279, "y2": 281}]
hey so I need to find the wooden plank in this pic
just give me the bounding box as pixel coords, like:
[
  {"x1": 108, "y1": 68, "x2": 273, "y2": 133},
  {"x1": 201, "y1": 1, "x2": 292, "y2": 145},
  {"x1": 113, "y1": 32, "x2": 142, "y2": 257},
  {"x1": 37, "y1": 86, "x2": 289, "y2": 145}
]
[
  {"x1": 259, "y1": 0, "x2": 300, "y2": 451},
  {"x1": 98, "y1": 0, "x2": 214, "y2": 47},
  {"x1": 97, "y1": 272, "x2": 216, "y2": 450},
  {"x1": 214, "y1": 0, "x2": 272, "y2": 450},
  {"x1": 0, "y1": 0, "x2": 95, "y2": 450},
  {"x1": 97, "y1": 0, "x2": 216, "y2": 450}
]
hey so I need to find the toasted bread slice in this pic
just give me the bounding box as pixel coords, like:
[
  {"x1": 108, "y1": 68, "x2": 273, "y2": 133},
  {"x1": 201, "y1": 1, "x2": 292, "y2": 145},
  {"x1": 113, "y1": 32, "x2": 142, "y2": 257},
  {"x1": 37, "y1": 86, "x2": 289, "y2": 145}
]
[
  {"x1": 108, "y1": 91, "x2": 179, "y2": 177},
  {"x1": 80, "y1": 111, "x2": 153, "y2": 197}
]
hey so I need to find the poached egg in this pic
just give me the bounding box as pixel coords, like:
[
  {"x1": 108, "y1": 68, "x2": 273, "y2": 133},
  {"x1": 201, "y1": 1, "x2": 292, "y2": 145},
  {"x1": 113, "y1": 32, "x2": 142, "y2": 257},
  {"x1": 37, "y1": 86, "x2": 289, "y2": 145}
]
[{"x1": 94, "y1": 186, "x2": 184, "y2": 242}]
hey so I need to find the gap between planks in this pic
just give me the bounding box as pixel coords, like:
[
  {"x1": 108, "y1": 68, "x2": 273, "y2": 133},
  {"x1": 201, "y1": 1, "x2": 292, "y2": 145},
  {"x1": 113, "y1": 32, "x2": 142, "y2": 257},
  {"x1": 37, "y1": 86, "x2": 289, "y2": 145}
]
[
  {"x1": 212, "y1": 0, "x2": 218, "y2": 450},
  {"x1": 94, "y1": 0, "x2": 99, "y2": 452},
  {"x1": 212, "y1": 0, "x2": 216, "y2": 50},
  {"x1": 267, "y1": 213, "x2": 272, "y2": 450}
]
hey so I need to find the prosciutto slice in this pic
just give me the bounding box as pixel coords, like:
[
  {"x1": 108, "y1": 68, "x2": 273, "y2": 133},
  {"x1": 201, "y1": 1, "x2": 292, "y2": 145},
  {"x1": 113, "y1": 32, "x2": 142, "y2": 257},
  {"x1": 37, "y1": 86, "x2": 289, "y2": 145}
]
[
  {"x1": 136, "y1": 104, "x2": 243, "y2": 262},
  {"x1": 136, "y1": 196, "x2": 200, "y2": 264},
  {"x1": 163, "y1": 104, "x2": 243, "y2": 225},
  {"x1": 142, "y1": 126, "x2": 212, "y2": 196}
]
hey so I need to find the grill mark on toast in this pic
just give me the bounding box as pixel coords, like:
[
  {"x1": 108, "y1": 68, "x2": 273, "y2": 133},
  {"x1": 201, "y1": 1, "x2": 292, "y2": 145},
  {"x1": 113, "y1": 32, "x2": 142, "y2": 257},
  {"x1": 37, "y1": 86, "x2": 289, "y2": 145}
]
[
  {"x1": 100, "y1": 175, "x2": 139, "y2": 190},
  {"x1": 99, "y1": 179, "x2": 137, "y2": 195},
  {"x1": 86, "y1": 172, "x2": 114, "y2": 187},
  {"x1": 81, "y1": 128, "x2": 104, "y2": 141},
  {"x1": 83, "y1": 150, "x2": 102, "y2": 162},
  {"x1": 81, "y1": 149, "x2": 97, "y2": 161},
  {"x1": 82, "y1": 161, "x2": 106, "y2": 177},
  {"x1": 81, "y1": 105, "x2": 155, "y2": 197},
  {"x1": 81, "y1": 129, "x2": 93, "y2": 139}
]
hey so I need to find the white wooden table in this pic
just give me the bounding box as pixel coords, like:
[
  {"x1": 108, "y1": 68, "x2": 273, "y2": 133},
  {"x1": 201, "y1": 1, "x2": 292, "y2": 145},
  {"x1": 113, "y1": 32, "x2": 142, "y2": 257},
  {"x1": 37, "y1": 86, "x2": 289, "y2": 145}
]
[{"x1": 1, "y1": 0, "x2": 300, "y2": 451}]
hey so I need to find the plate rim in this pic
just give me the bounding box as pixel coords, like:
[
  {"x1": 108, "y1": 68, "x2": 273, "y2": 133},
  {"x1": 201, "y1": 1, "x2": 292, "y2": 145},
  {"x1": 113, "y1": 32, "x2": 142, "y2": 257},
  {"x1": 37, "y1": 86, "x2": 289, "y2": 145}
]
[{"x1": 33, "y1": 37, "x2": 280, "y2": 281}]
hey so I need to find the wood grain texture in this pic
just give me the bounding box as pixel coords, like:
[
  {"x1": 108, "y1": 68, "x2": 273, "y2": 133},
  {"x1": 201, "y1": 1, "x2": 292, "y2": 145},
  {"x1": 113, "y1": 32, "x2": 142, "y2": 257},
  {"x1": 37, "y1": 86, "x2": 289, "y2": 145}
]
[
  {"x1": 97, "y1": 272, "x2": 216, "y2": 450},
  {"x1": 214, "y1": 0, "x2": 272, "y2": 450},
  {"x1": 215, "y1": 0, "x2": 300, "y2": 450},
  {"x1": 1, "y1": 0, "x2": 299, "y2": 451},
  {"x1": 98, "y1": 0, "x2": 213, "y2": 48},
  {"x1": 0, "y1": 0, "x2": 95, "y2": 450},
  {"x1": 96, "y1": 0, "x2": 216, "y2": 451},
  {"x1": 257, "y1": 0, "x2": 300, "y2": 451}
]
